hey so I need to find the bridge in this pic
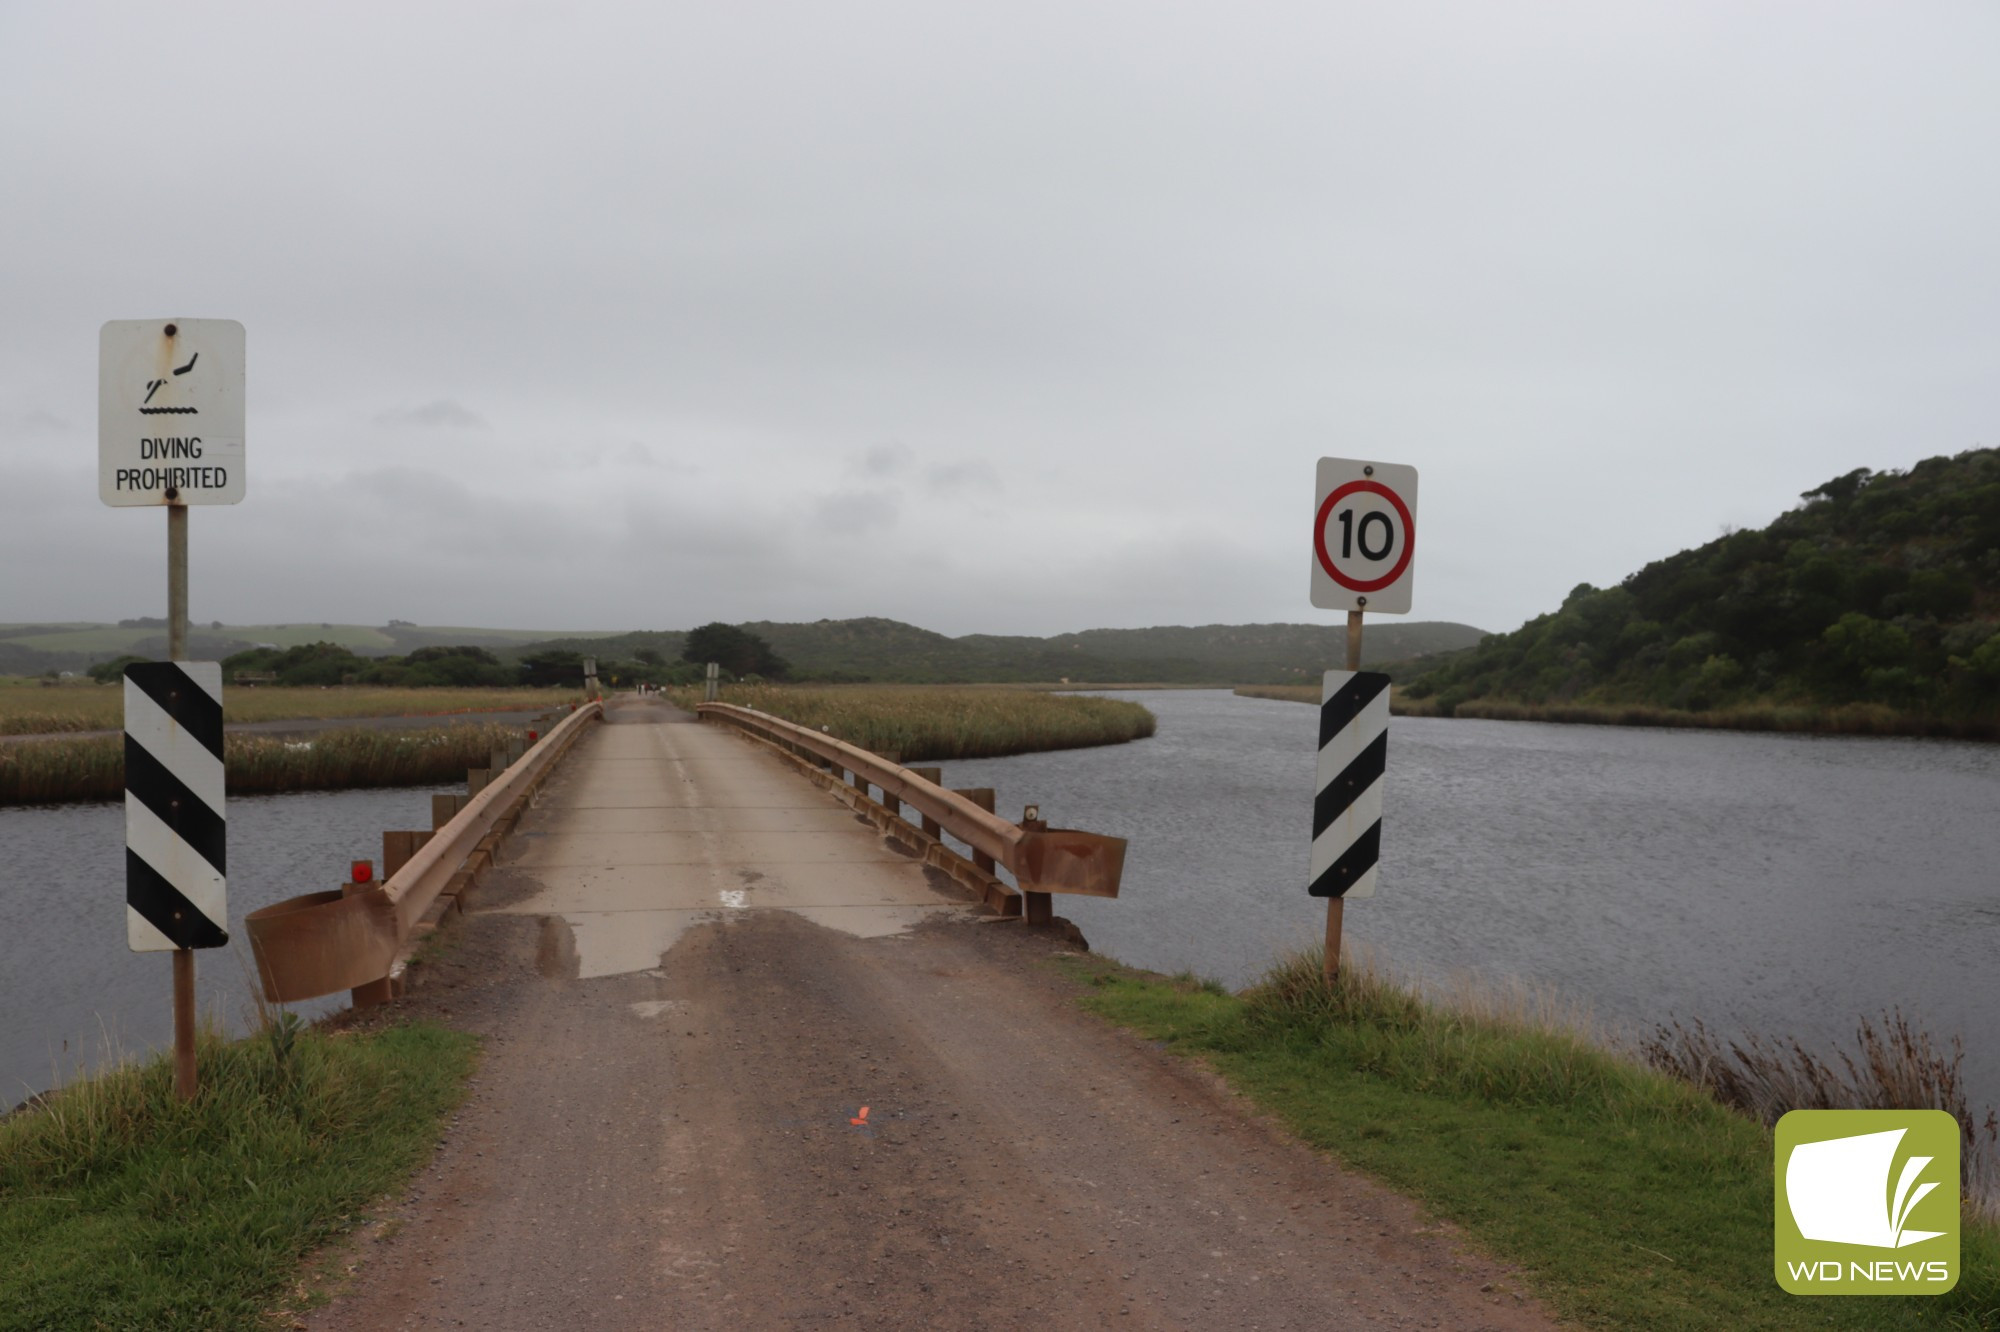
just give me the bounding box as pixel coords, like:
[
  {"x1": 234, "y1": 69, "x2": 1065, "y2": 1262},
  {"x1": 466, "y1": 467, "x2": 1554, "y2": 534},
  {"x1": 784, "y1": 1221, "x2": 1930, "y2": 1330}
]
[{"x1": 249, "y1": 696, "x2": 1547, "y2": 1329}]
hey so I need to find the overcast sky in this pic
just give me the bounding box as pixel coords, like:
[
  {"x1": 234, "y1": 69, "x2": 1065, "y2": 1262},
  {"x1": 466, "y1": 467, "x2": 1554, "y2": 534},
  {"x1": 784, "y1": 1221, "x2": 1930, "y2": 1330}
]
[{"x1": 3, "y1": 3, "x2": 1994, "y2": 639}]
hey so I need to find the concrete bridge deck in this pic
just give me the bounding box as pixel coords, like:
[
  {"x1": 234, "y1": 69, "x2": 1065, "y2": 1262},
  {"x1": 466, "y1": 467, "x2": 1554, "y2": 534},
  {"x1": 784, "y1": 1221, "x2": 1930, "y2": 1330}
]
[
  {"x1": 307, "y1": 696, "x2": 1555, "y2": 1331},
  {"x1": 486, "y1": 703, "x2": 970, "y2": 979}
]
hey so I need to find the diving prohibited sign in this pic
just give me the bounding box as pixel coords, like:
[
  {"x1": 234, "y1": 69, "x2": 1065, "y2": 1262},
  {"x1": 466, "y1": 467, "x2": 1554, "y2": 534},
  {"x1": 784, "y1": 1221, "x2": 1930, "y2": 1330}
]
[
  {"x1": 99, "y1": 319, "x2": 245, "y2": 506},
  {"x1": 1310, "y1": 457, "x2": 1418, "y2": 614}
]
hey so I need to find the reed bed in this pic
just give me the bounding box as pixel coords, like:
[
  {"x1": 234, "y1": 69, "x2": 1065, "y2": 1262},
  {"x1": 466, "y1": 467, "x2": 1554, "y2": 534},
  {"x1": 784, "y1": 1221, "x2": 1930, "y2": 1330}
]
[
  {"x1": 0, "y1": 722, "x2": 521, "y2": 806},
  {"x1": 1235, "y1": 684, "x2": 2000, "y2": 740},
  {"x1": 0, "y1": 684, "x2": 579, "y2": 736},
  {"x1": 1423, "y1": 696, "x2": 2000, "y2": 739},
  {"x1": 1643, "y1": 1012, "x2": 2000, "y2": 1219},
  {"x1": 672, "y1": 683, "x2": 1156, "y2": 761}
]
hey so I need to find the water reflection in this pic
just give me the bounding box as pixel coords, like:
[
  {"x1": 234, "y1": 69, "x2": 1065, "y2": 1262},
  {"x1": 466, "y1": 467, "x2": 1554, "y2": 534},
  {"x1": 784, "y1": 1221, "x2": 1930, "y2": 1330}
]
[{"x1": 1, "y1": 785, "x2": 453, "y2": 1103}]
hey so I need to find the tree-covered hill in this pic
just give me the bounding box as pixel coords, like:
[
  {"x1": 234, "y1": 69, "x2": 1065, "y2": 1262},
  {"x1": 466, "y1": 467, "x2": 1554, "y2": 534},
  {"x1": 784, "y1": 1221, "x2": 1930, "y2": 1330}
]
[
  {"x1": 736, "y1": 617, "x2": 1487, "y2": 683},
  {"x1": 1405, "y1": 448, "x2": 2000, "y2": 721},
  {"x1": 517, "y1": 617, "x2": 1488, "y2": 685}
]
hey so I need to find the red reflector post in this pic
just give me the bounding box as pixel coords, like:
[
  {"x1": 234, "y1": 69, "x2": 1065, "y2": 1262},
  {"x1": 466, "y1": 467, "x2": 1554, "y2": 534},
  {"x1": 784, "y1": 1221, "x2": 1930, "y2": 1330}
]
[{"x1": 350, "y1": 859, "x2": 374, "y2": 884}]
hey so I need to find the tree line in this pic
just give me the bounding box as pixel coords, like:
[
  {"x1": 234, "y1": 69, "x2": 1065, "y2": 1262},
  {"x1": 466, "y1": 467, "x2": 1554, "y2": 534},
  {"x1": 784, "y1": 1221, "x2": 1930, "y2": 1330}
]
[
  {"x1": 83, "y1": 622, "x2": 792, "y2": 690},
  {"x1": 1405, "y1": 448, "x2": 2000, "y2": 717}
]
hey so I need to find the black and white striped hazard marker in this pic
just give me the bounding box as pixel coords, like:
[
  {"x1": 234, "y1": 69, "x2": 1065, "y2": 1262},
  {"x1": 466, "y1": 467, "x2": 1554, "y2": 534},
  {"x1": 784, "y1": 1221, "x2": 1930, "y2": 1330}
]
[
  {"x1": 124, "y1": 662, "x2": 228, "y2": 951},
  {"x1": 1309, "y1": 669, "x2": 1389, "y2": 900}
]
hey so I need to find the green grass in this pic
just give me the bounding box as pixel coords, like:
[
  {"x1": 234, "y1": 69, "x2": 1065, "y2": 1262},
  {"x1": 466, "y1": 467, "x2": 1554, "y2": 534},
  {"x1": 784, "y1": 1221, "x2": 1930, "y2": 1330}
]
[
  {"x1": 1069, "y1": 948, "x2": 1999, "y2": 1331},
  {"x1": 0, "y1": 683, "x2": 579, "y2": 736},
  {"x1": 672, "y1": 682, "x2": 1158, "y2": 761},
  {"x1": 0, "y1": 1018, "x2": 476, "y2": 1330},
  {"x1": 0, "y1": 721, "x2": 533, "y2": 806}
]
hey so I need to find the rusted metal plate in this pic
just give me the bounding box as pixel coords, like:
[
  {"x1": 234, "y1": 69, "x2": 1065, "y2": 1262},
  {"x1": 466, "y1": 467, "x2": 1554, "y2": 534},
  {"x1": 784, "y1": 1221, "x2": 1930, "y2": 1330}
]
[
  {"x1": 245, "y1": 889, "x2": 400, "y2": 1002},
  {"x1": 1017, "y1": 829, "x2": 1127, "y2": 899}
]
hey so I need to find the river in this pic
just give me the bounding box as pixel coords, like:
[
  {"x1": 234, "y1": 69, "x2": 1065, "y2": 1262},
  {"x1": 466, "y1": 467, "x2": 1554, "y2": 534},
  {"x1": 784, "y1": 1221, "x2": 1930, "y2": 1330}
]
[
  {"x1": 1, "y1": 784, "x2": 453, "y2": 1106},
  {"x1": 940, "y1": 690, "x2": 2000, "y2": 1113},
  {"x1": 5, "y1": 693, "x2": 1996, "y2": 1113}
]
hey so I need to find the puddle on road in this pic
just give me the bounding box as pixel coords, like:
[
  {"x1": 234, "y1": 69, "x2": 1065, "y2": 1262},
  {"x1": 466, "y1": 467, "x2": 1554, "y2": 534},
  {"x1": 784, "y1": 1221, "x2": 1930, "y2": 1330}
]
[
  {"x1": 519, "y1": 901, "x2": 974, "y2": 981},
  {"x1": 536, "y1": 916, "x2": 579, "y2": 980}
]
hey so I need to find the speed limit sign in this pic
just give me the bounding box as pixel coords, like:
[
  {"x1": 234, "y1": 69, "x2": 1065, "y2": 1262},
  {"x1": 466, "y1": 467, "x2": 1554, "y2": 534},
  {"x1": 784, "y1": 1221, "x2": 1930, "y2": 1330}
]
[{"x1": 1310, "y1": 457, "x2": 1418, "y2": 614}]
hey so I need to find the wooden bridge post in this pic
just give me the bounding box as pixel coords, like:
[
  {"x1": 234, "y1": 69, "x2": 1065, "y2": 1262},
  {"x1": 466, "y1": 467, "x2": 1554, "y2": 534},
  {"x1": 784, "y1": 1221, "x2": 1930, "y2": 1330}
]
[{"x1": 1020, "y1": 805, "x2": 1053, "y2": 925}]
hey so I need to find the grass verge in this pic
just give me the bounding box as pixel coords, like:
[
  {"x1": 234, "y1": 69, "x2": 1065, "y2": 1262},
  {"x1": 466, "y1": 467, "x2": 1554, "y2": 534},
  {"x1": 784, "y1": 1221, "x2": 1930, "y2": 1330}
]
[
  {"x1": 670, "y1": 683, "x2": 1158, "y2": 761},
  {"x1": 0, "y1": 685, "x2": 580, "y2": 737},
  {"x1": 1069, "y1": 948, "x2": 1999, "y2": 1331},
  {"x1": 0, "y1": 721, "x2": 526, "y2": 807},
  {"x1": 0, "y1": 1018, "x2": 476, "y2": 1330}
]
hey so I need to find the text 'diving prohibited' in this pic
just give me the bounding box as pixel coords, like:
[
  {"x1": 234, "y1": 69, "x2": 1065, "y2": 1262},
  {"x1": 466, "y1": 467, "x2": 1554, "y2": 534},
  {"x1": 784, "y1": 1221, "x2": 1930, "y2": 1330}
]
[
  {"x1": 1310, "y1": 670, "x2": 1389, "y2": 900},
  {"x1": 99, "y1": 319, "x2": 245, "y2": 506},
  {"x1": 124, "y1": 662, "x2": 228, "y2": 950}
]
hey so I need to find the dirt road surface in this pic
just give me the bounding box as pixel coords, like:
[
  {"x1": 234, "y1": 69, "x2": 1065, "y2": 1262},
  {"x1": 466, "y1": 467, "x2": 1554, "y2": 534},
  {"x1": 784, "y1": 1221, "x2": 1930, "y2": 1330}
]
[{"x1": 306, "y1": 698, "x2": 1561, "y2": 1331}]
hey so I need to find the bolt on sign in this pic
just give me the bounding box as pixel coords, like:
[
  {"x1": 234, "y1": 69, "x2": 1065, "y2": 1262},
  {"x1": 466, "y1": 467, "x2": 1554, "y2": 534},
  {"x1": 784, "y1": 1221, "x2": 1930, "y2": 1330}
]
[
  {"x1": 99, "y1": 319, "x2": 245, "y2": 506},
  {"x1": 1310, "y1": 457, "x2": 1418, "y2": 614}
]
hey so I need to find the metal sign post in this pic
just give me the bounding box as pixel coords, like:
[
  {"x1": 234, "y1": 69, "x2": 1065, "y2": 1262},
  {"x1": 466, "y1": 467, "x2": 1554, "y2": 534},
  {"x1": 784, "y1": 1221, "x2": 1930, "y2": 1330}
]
[
  {"x1": 101, "y1": 318, "x2": 245, "y2": 1101},
  {"x1": 1309, "y1": 456, "x2": 1418, "y2": 983}
]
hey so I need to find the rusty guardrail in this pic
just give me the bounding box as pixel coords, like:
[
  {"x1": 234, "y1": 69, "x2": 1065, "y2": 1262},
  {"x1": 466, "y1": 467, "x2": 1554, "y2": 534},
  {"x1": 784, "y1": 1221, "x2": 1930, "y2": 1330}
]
[
  {"x1": 696, "y1": 702, "x2": 1126, "y2": 916},
  {"x1": 245, "y1": 700, "x2": 603, "y2": 1003}
]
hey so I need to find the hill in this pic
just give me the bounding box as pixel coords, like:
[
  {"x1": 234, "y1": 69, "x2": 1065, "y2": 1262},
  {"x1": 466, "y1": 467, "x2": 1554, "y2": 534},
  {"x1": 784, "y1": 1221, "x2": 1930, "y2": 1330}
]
[
  {"x1": 1404, "y1": 448, "x2": 2000, "y2": 725},
  {"x1": 0, "y1": 615, "x2": 1488, "y2": 688},
  {"x1": 0, "y1": 621, "x2": 603, "y2": 677},
  {"x1": 554, "y1": 617, "x2": 1488, "y2": 684}
]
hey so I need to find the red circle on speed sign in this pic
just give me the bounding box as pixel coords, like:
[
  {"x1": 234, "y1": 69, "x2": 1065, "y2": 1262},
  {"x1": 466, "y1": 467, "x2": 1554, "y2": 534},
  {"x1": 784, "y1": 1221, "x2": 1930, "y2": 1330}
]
[{"x1": 1314, "y1": 480, "x2": 1416, "y2": 593}]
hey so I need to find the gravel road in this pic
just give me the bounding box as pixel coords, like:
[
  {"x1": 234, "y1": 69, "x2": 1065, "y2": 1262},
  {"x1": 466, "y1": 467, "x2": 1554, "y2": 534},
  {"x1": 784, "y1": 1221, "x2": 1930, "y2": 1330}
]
[{"x1": 302, "y1": 700, "x2": 1562, "y2": 1330}]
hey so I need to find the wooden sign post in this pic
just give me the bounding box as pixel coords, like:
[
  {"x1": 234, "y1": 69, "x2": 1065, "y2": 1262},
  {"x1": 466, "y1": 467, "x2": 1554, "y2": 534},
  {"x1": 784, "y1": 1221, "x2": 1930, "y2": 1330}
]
[{"x1": 1309, "y1": 457, "x2": 1418, "y2": 984}]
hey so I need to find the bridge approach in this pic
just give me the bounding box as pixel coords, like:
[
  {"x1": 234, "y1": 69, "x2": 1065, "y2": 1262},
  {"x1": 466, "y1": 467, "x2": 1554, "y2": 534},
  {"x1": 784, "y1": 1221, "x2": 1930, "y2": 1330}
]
[{"x1": 300, "y1": 695, "x2": 1555, "y2": 1330}]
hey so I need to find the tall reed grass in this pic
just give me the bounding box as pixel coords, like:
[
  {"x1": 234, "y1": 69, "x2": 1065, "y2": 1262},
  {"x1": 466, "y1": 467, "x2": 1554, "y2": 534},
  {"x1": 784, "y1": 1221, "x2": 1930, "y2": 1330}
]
[
  {"x1": 1643, "y1": 1013, "x2": 1999, "y2": 1218},
  {"x1": 1233, "y1": 685, "x2": 2000, "y2": 740},
  {"x1": 0, "y1": 722, "x2": 521, "y2": 806},
  {"x1": 674, "y1": 683, "x2": 1156, "y2": 761},
  {"x1": 0, "y1": 684, "x2": 578, "y2": 736},
  {"x1": 1422, "y1": 696, "x2": 2000, "y2": 740}
]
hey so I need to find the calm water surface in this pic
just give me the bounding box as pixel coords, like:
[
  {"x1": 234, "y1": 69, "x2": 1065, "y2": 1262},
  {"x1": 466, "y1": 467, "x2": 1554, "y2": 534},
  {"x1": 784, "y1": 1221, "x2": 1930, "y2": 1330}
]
[
  {"x1": 1, "y1": 784, "x2": 453, "y2": 1103},
  {"x1": 5, "y1": 695, "x2": 1995, "y2": 1112},
  {"x1": 942, "y1": 690, "x2": 2000, "y2": 1110}
]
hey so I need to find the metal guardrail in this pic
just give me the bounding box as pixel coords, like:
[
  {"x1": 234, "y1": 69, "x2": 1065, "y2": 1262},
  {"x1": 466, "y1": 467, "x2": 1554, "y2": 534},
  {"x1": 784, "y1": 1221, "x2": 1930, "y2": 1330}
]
[
  {"x1": 696, "y1": 702, "x2": 1127, "y2": 906},
  {"x1": 245, "y1": 701, "x2": 603, "y2": 1002}
]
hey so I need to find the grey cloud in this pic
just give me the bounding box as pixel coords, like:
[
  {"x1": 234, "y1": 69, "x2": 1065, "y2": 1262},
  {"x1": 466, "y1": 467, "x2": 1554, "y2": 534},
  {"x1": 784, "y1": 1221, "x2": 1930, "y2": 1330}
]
[
  {"x1": 373, "y1": 400, "x2": 488, "y2": 430},
  {"x1": 925, "y1": 460, "x2": 1001, "y2": 491},
  {"x1": 855, "y1": 444, "x2": 913, "y2": 477},
  {"x1": 811, "y1": 489, "x2": 900, "y2": 537},
  {"x1": 2, "y1": 5, "x2": 1995, "y2": 637}
]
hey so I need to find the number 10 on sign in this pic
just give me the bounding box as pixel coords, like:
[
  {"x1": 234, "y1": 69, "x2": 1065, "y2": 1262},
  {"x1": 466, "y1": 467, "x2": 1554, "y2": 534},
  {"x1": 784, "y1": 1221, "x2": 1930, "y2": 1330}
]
[{"x1": 1310, "y1": 458, "x2": 1418, "y2": 615}]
